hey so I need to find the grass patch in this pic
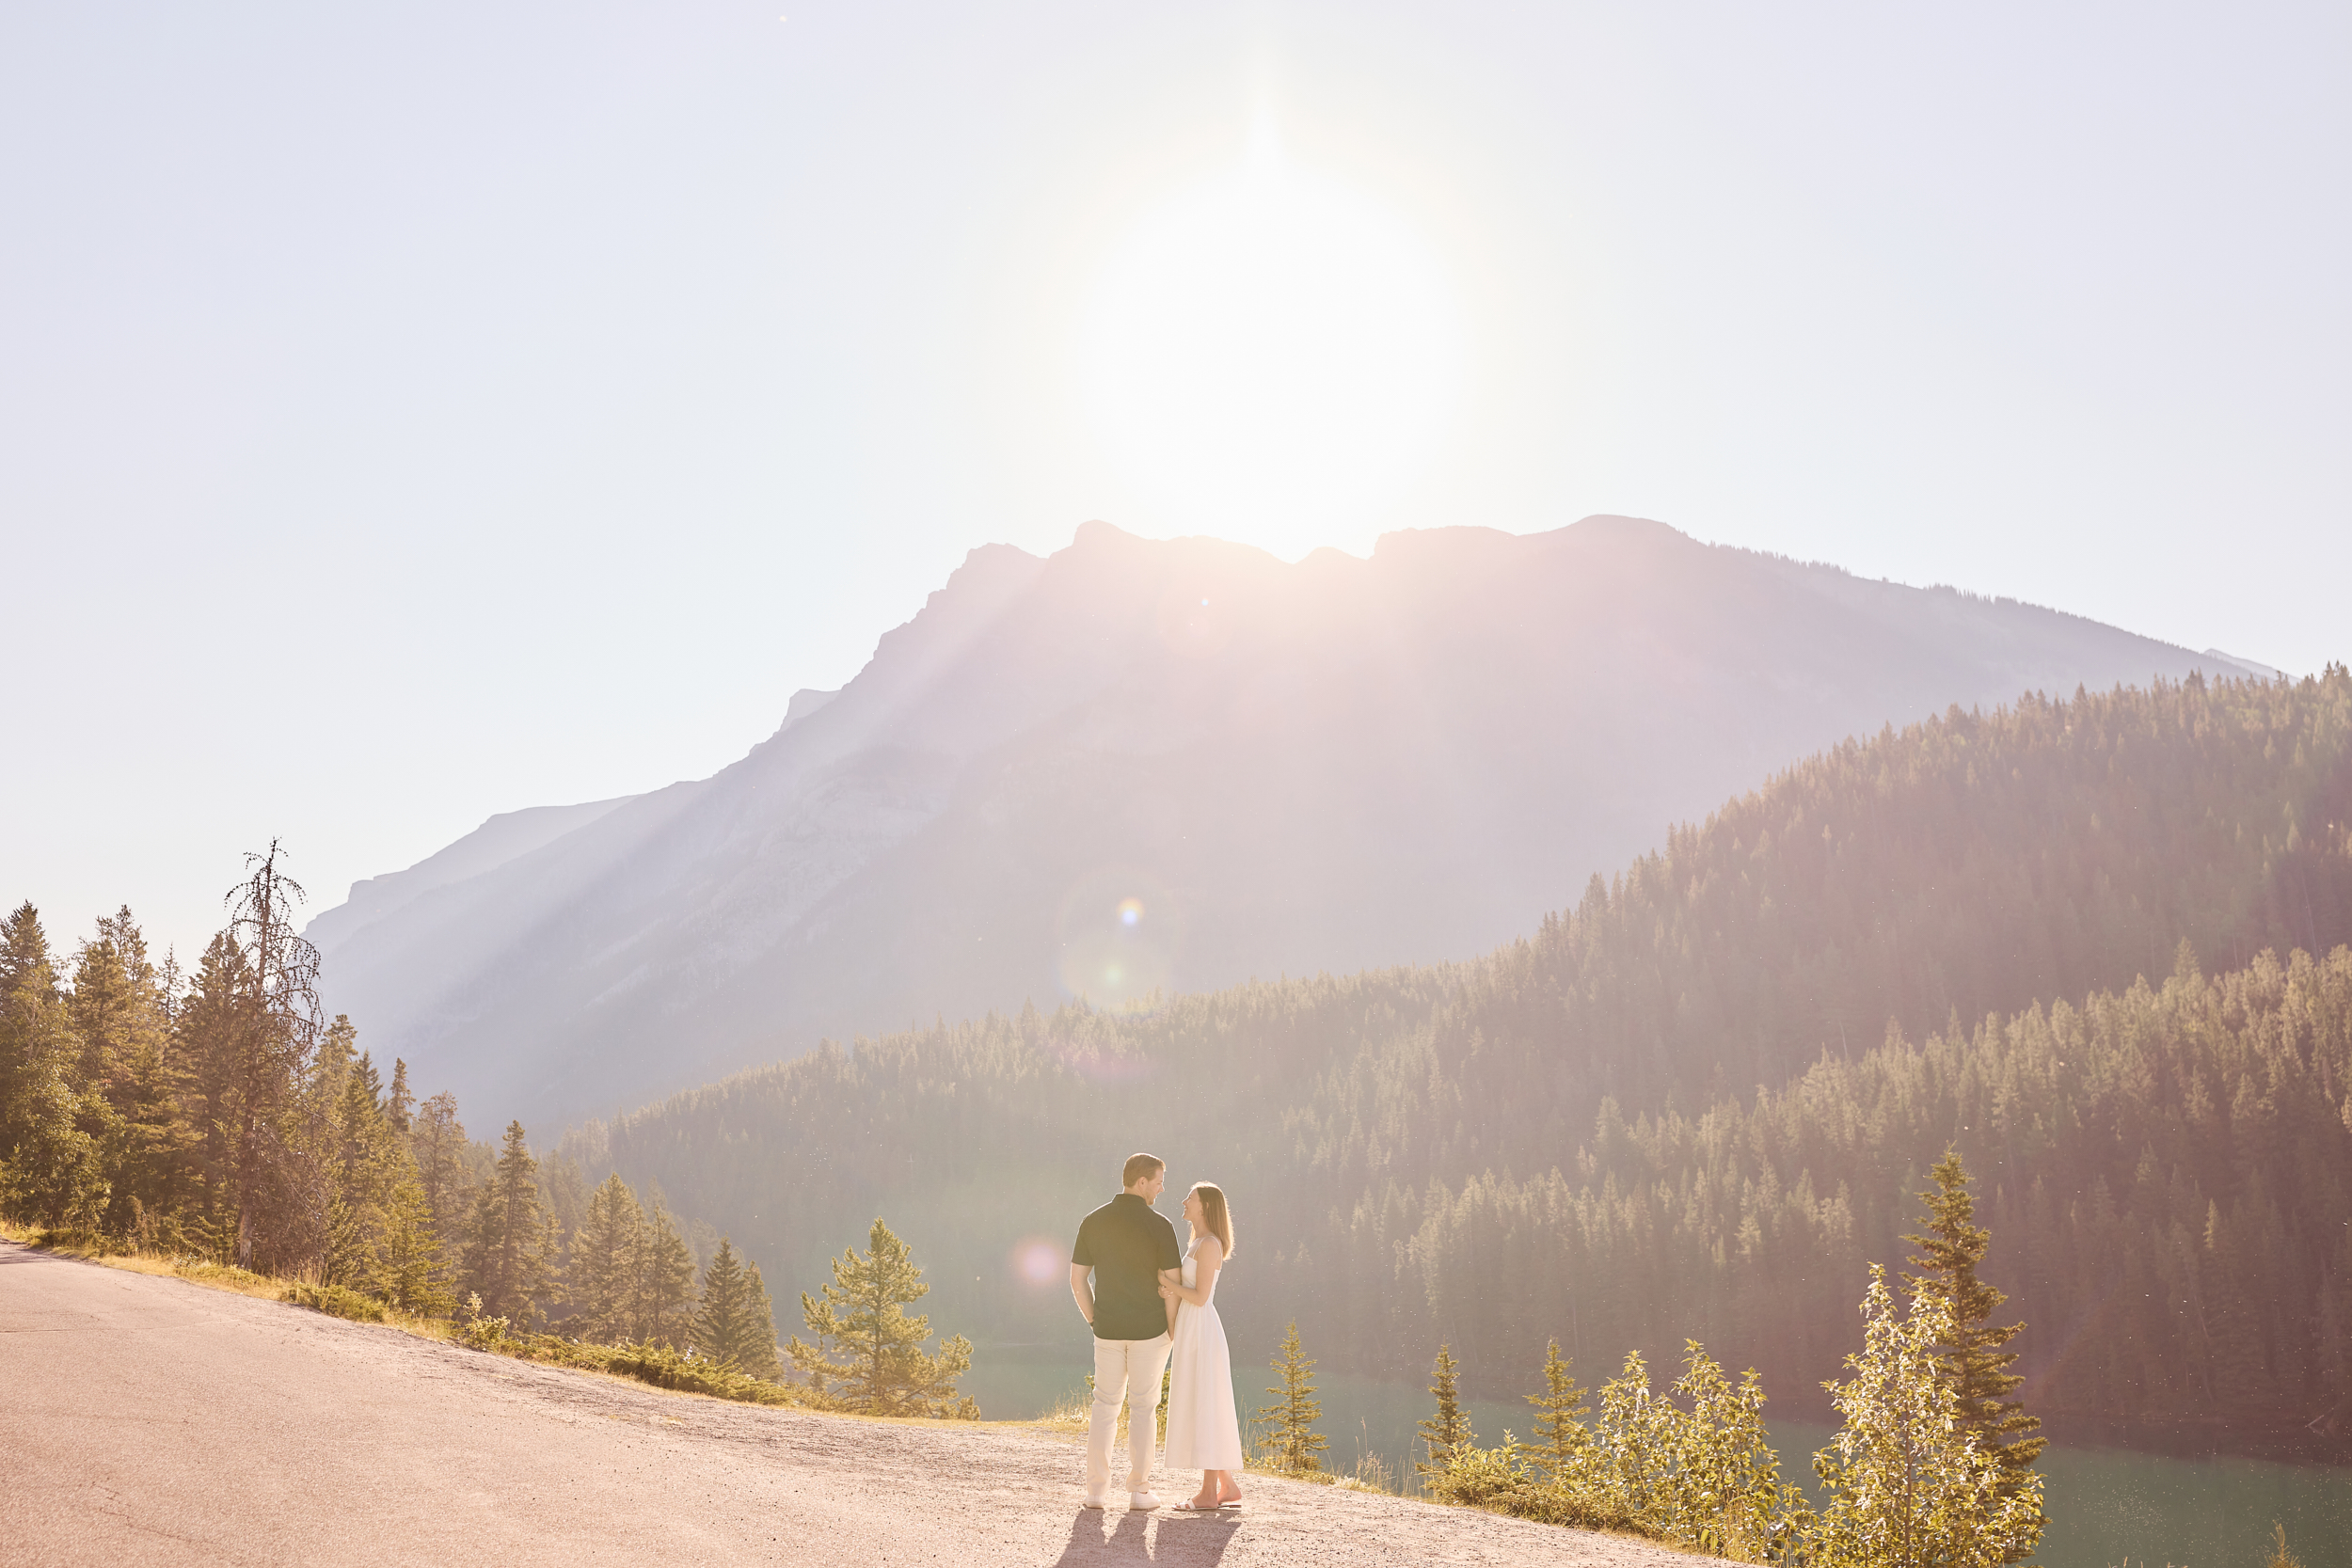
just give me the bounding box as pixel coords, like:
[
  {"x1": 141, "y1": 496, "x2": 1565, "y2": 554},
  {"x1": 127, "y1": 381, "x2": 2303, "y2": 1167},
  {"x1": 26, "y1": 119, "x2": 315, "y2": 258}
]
[
  {"x1": 163, "y1": 1258, "x2": 284, "y2": 1300},
  {"x1": 596, "y1": 1343, "x2": 798, "y2": 1406}
]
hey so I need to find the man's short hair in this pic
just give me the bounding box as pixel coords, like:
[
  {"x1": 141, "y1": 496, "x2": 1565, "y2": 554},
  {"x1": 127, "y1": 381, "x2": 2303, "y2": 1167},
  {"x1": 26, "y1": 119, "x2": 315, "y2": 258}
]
[{"x1": 1122, "y1": 1152, "x2": 1166, "y2": 1189}]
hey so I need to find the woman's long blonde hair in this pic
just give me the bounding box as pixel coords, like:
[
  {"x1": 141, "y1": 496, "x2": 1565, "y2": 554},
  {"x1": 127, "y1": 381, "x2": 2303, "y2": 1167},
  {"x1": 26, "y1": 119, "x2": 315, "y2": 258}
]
[{"x1": 1189, "y1": 1181, "x2": 1235, "y2": 1259}]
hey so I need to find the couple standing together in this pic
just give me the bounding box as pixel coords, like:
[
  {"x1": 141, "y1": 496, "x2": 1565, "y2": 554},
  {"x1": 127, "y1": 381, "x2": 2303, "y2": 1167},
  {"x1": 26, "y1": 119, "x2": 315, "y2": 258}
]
[{"x1": 1069, "y1": 1153, "x2": 1243, "y2": 1513}]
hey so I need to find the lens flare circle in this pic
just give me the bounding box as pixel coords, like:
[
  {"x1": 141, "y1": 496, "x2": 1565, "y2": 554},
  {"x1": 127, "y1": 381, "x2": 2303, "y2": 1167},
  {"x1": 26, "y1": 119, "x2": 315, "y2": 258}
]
[
  {"x1": 1153, "y1": 579, "x2": 1237, "y2": 660},
  {"x1": 1013, "y1": 1236, "x2": 1065, "y2": 1289},
  {"x1": 1056, "y1": 866, "x2": 1183, "y2": 1012}
]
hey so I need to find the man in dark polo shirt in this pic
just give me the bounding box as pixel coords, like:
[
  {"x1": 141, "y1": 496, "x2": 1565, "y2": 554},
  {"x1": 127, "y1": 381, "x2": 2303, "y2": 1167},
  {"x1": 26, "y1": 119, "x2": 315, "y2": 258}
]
[{"x1": 1069, "y1": 1152, "x2": 1184, "y2": 1510}]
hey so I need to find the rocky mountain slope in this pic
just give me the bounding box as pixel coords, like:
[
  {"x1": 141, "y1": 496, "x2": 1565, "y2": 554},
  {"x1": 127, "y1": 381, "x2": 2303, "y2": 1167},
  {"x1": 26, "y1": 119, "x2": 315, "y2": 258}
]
[{"x1": 310, "y1": 516, "x2": 2260, "y2": 1127}]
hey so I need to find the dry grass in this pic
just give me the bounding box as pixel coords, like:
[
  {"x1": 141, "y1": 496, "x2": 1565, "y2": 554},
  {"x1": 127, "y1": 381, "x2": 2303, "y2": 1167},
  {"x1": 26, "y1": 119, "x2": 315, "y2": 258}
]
[
  {"x1": 0, "y1": 1221, "x2": 294, "y2": 1304},
  {"x1": 0, "y1": 1222, "x2": 439, "y2": 1342},
  {"x1": 1333, "y1": 1449, "x2": 1398, "y2": 1495},
  {"x1": 1033, "y1": 1386, "x2": 1092, "y2": 1434},
  {"x1": 112, "y1": 1254, "x2": 286, "y2": 1301}
]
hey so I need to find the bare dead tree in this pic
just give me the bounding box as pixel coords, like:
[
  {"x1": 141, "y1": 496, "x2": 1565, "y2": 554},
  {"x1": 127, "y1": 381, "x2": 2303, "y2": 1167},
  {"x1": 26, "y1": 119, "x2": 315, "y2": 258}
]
[{"x1": 220, "y1": 840, "x2": 324, "y2": 1269}]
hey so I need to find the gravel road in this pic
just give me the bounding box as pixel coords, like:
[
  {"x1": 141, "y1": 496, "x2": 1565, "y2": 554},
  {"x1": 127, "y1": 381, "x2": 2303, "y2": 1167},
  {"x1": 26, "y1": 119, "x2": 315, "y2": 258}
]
[{"x1": 0, "y1": 1240, "x2": 1700, "y2": 1566}]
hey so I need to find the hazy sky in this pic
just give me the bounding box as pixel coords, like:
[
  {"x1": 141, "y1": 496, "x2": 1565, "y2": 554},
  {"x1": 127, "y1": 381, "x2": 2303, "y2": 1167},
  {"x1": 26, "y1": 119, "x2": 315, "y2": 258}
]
[{"x1": 6, "y1": 1, "x2": 2347, "y2": 968}]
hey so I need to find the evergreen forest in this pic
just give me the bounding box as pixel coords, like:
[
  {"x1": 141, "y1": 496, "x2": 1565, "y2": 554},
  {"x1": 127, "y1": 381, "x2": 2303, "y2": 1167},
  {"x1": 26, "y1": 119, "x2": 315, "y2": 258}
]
[
  {"x1": 0, "y1": 853, "x2": 914, "y2": 1408},
  {"x1": 583, "y1": 670, "x2": 2352, "y2": 1451}
]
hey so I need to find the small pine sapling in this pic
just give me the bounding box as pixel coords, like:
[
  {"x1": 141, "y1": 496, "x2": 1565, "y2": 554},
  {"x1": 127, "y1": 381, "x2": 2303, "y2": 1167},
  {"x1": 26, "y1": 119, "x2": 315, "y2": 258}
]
[
  {"x1": 1416, "y1": 1344, "x2": 1471, "y2": 1485},
  {"x1": 787, "y1": 1219, "x2": 976, "y2": 1418},
  {"x1": 1254, "y1": 1321, "x2": 1327, "y2": 1477},
  {"x1": 1525, "y1": 1338, "x2": 1590, "y2": 1483}
]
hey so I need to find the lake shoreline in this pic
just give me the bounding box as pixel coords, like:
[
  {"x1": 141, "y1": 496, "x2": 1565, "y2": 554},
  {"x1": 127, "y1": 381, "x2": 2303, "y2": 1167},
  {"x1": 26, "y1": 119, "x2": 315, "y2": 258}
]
[
  {"x1": 971, "y1": 1339, "x2": 2352, "y2": 1470},
  {"x1": 2026, "y1": 1408, "x2": 2352, "y2": 1469}
]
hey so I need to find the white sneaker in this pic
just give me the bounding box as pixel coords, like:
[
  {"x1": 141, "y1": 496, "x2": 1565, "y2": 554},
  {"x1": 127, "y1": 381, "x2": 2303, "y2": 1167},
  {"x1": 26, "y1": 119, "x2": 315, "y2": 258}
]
[
  {"x1": 1129, "y1": 1492, "x2": 1160, "y2": 1511},
  {"x1": 1082, "y1": 1494, "x2": 1106, "y2": 1510}
]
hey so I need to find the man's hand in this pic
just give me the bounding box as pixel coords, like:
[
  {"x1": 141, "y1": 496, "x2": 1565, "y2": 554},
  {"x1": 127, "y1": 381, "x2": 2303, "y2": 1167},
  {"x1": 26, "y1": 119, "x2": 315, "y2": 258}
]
[{"x1": 1070, "y1": 1262, "x2": 1094, "y2": 1325}]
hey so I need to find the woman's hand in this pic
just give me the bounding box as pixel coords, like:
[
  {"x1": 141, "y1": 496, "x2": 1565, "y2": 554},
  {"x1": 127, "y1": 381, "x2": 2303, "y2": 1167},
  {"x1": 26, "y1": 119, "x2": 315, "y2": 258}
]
[{"x1": 1157, "y1": 1278, "x2": 1179, "y2": 1301}]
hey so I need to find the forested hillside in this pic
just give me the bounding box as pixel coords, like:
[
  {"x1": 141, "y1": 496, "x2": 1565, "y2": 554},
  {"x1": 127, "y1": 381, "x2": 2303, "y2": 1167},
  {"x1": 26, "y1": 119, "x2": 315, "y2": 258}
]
[
  {"x1": 1351, "y1": 942, "x2": 2352, "y2": 1438},
  {"x1": 591, "y1": 669, "x2": 2352, "y2": 1448}
]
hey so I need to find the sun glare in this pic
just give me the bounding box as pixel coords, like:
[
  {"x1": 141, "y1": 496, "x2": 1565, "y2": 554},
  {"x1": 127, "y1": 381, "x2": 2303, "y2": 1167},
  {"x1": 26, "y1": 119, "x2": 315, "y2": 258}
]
[{"x1": 1076, "y1": 115, "x2": 1465, "y2": 555}]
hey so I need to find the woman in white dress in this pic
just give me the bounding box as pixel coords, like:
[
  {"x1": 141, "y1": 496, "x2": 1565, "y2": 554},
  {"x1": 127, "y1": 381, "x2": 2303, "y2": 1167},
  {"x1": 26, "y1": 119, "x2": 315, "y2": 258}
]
[{"x1": 1157, "y1": 1181, "x2": 1245, "y2": 1510}]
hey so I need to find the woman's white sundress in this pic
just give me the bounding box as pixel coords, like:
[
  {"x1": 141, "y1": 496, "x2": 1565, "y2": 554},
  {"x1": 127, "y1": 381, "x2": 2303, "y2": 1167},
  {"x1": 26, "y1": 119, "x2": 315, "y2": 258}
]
[{"x1": 1162, "y1": 1235, "x2": 1244, "y2": 1470}]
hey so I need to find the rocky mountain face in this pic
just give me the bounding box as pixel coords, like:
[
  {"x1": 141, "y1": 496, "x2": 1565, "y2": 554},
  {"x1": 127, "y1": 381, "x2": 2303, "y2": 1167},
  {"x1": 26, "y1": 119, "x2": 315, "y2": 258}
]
[{"x1": 310, "y1": 517, "x2": 2260, "y2": 1128}]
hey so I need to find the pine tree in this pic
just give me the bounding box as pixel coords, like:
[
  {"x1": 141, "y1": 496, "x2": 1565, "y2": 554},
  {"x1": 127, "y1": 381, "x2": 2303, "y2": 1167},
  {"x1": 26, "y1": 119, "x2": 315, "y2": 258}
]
[
  {"x1": 384, "y1": 1058, "x2": 413, "y2": 1135},
  {"x1": 68, "y1": 908, "x2": 189, "y2": 1234},
  {"x1": 787, "y1": 1218, "x2": 976, "y2": 1418},
  {"x1": 306, "y1": 1017, "x2": 362, "y2": 1284},
  {"x1": 337, "y1": 1043, "x2": 375, "y2": 1104},
  {"x1": 406, "y1": 1090, "x2": 471, "y2": 1251},
  {"x1": 628, "y1": 1194, "x2": 698, "y2": 1346},
  {"x1": 174, "y1": 928, "x2": 253, "y2": 1255},
  {"x1": 536, "y1": 1150, "x2": 588, "y2": 1243},
  {"x1": 693, "y1": 1236, "x2": 780, "y2": 1376},
  {"x1": 1525, "y1": 1338, "x2": 1591, "y2": 1482},
  {"x1": 460, "y1": 1121, "x2": 560, "y2": 1329},
  {"x1": 0, "y1": 903, "x2": 109, "y2": 1231},
  {"x1": 569, "y1": 1172, "x2": 646, "y2": 1342},
  {"x1": 1905, "y1": 1148, "x2": 2045, "y2": 1557},
  {"x1": 1416, "y1": 1342, "x2": 1470, "y2": 1483},
  {"x1": 303, "y1": 1019, "x2": 421, "y2": 1296},
  {"x1": 1256, "y1": 1321, "x2": 1328, "y2": 1478},
  {"x1": 378, "y1": 1170, "x2": 454, "y2": 1316}
]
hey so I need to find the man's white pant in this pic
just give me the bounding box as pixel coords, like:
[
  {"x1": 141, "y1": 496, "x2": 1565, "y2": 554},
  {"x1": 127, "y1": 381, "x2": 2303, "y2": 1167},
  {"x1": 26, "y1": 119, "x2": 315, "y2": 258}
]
[{"x1": 1086, "y1": 1333, "x2": 1173, "y2": 1497}]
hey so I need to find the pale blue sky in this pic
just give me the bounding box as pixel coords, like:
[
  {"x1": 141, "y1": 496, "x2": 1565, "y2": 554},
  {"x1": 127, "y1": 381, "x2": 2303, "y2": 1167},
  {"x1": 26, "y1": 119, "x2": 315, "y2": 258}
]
[{"x1": 6, "y1": 1, "x2": 2346, "y2": 968}]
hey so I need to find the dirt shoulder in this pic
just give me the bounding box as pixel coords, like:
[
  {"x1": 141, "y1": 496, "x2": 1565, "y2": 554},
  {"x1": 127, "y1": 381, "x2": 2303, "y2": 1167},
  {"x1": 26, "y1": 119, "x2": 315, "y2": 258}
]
[{"x1": 0, "y1": 1239, "x2": 1700, "y2": 1566}]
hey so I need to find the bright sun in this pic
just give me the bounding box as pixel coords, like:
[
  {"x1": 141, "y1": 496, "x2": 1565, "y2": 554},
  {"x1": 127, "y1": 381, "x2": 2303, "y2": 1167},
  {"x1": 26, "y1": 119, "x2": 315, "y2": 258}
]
[{"x1": 1076, "y1": 120, "x2": 1465, "y2": 554}]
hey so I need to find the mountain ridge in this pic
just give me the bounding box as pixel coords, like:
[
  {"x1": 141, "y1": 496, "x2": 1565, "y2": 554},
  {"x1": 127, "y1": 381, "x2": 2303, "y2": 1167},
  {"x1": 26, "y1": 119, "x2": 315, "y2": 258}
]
[{"x1": 311, "y1": 515, "x2": 2262, "y2": 1127}]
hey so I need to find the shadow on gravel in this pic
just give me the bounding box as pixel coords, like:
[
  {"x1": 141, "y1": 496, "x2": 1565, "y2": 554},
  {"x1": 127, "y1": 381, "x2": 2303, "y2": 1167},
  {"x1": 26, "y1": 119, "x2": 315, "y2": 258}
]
[{"x1": 1054, "y1": 1506, "x2": 1240, "y2": 1565}]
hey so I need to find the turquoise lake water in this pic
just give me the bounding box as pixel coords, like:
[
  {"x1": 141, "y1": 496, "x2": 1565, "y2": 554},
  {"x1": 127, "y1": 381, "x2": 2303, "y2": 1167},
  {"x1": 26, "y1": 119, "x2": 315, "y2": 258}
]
[{"x1": 961, "y1": 1353, "x2": 2352, "y2": 1568}]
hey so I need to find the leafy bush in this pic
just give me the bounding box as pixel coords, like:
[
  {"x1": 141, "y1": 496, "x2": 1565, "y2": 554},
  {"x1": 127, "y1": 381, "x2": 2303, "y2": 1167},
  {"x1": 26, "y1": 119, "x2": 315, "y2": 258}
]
[
  {"x1": 454, "y1": 1312, "x2": 512, "y2": 1351},
  {"x1": 1809, "y1": 1270, "x2": 2041, "y2": 1568},
  {"x1": 1425, "y1": 1438, "x2": 1645, "y2": 1531},
  {"x1": 1422, "y1": 1342, "x2": 1808, "y2": 1561}
]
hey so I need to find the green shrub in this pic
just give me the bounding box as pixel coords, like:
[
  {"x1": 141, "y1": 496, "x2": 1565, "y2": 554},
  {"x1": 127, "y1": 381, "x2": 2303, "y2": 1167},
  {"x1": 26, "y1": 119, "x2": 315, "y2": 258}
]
[
  {"x1": 603, "y1": 1341, "x2": 798, "y2": 1406},
  {"x1": 1422, "y1": 1342, "x2": 1808, "y2": 1561},
  {"x1": 454, "y1": 1312, "x2": 511, "y2": 1351},
  {"x1": 1424, "y1": 1437, "x2": 1649, "y2": 1533},
  {"x1": 281, "y1": 1282, "x2": 387, "y2": 1323}
]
